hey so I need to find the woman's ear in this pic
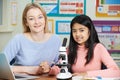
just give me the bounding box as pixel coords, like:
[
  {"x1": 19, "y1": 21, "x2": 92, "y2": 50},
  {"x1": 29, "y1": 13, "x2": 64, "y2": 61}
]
[
  {"x1": 25, "y1": 18, "x2": 28, "y2": 27},
  {"x1": 26, "y1": 21, "x2": 28, "y2": 25},
  {"x1": 26, "y1": 23, "x2": 29, "y2": 27}
]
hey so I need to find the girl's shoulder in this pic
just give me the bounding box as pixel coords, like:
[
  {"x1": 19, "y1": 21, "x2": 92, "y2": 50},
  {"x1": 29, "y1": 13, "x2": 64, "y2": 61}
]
[
  {"x1": 95, "y1": 43, "x2": 105, "y2": 48},
  {"x1": 94, "y1": 43, "x2": 107, "y2": 52}
]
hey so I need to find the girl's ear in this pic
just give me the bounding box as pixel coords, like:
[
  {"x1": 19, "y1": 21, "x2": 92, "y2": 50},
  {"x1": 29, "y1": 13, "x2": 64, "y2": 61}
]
[{"x1": 88, "y1": 31, "x2": 90, "y2": 37}]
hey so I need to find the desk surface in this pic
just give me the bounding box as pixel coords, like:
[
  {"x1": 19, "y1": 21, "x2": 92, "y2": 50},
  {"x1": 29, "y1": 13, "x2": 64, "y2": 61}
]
[
  {"x1": 35, "y1": 74, "x2": 56, "y2": 80},
  {"x1": 0, "y1": 74, "x2": 120, "y2": 80},
  {"x1": 35, "y1": 74, "x2": 72, "y2": 80},
  {"x1": 35, "y1": 74, "x2": 120, "y2": 80}
]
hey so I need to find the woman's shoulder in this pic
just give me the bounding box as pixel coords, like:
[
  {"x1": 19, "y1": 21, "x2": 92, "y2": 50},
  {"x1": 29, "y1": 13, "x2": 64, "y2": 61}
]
[
  {"x1": 48, "y1": 33, "x2": 59, "y2": 37},
  {"x1": 10, "y1": 33, "x2": 29, "y2": 43},
  {"x1": 11, "y1": 33, "x2": 24, "y2": 40},
  {"x1": 45, "y1": 33, "x2": 61, "y2": 45},
  {"x1": 47, "y1": 33, "x2": 60, "y2": 40},
  {"x1": 6, "y1": 33, "x2": 25, "y2": 46}
]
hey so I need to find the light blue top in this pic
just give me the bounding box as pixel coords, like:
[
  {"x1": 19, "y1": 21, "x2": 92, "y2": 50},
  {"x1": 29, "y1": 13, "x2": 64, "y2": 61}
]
[{"x1": 3, "y1": 34, "x2": 61, "y2": 66}]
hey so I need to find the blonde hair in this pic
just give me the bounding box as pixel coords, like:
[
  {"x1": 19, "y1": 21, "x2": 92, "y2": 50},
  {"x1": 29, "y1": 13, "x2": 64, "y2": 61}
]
[{"x1": 22, "y1": 3, "x2": 49, "y2": 33}]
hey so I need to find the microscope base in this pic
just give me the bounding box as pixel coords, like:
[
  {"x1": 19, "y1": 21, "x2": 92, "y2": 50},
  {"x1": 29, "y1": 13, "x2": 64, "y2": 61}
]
[
  {"x1": 57, "y1": 78, "x2": 71, "y2": 80},
  {"x1": 56, "y1": 72, "x2": 72, "y2": 80}
]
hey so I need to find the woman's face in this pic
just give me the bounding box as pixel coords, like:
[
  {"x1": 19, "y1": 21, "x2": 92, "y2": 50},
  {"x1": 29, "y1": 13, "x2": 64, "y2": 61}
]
[
  {"x1": 26, "y1": 8, "x2": 45, "y2": 33},
  {"x1": 72, "y1": 23, "x2": 90, "y2": 46}
]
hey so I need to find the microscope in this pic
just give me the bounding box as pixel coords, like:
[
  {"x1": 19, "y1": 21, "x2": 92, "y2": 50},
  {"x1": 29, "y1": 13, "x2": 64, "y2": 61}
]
[{"x1": 56, "y1": 38, "x2": 72, "y2": 80}]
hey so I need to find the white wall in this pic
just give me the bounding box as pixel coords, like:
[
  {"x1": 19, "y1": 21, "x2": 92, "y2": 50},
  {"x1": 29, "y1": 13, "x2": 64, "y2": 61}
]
[{"x1": 0, "y1": 0, "x2": 31, "y2": 51}]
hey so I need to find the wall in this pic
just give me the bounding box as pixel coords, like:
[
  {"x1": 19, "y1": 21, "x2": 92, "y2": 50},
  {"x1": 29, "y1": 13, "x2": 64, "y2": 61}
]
[
  {"x1": 86, "y1": 0, "x2": 120, "y2": 20},
  {"x1": 0, "y1": 0, "x2": 120, "y2": 51},
  {"x1": 0, "y1": 0, "x2": 31, "y2": 51}
]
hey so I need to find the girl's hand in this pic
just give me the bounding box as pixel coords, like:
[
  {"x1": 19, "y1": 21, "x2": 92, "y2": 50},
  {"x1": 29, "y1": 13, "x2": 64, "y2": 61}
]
[{"x1": 72, "y1": 72, "x2": 87, "y2": 77}]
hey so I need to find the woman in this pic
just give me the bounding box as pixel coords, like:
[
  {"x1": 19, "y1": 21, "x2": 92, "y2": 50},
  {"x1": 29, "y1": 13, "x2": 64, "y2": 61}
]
[
  {"x1": 49, "y1": 15, "x2": 120, "y2": 78},
  {"x1": 3, "y1": 3, "x2": 61, "y2": 75}
]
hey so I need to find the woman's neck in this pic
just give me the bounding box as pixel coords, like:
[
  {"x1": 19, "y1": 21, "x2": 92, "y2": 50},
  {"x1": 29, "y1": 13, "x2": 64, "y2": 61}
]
[{"x1": 30, "y1": 32, "x2": 45, "y2": 42}]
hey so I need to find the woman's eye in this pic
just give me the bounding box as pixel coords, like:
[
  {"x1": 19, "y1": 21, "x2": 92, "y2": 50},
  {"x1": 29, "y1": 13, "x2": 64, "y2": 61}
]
[
  {"x1": 29, "y1": 18, "x2": 34, "y2": 20},
  {"x1": 38, "y1": 16, "x2": 43, "y2": 19}
]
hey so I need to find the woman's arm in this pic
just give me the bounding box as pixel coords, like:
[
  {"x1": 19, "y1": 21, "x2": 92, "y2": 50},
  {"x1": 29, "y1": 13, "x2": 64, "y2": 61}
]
[
  {"x1": 3, "y1": 34, "x2": 22, "y2": 63},
  {"x1": 12, "y1": 66, "x2": 41, "y2": 75},
  {"x1": 12, "y1": 62, "x2": 51, "y2": 75}
]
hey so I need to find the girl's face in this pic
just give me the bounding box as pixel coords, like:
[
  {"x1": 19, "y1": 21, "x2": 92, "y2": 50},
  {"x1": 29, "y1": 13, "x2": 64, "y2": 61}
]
[
  {"x1": 72, "y1": 23, "x2": 90, "y2": 46},
  {"x1": 26, "y1": 8, "x2": 45, "y2": 33}
]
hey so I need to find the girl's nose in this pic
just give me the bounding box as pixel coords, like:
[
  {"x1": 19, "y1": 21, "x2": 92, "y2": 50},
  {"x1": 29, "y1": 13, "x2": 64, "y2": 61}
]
[{"x1": 76, "y1": 31, "x2": 80, "y2": 36}]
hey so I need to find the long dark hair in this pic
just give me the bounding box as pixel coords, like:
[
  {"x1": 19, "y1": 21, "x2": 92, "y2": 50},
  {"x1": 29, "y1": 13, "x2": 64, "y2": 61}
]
[{"x1": 68, "y1": 15, "x2": 100, "y2": 66}]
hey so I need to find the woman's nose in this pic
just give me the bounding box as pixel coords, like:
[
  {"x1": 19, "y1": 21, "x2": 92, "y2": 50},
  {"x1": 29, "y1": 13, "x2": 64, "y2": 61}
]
[{"x1": 35, "y1": 19, "x2": 39, "y2": 24}]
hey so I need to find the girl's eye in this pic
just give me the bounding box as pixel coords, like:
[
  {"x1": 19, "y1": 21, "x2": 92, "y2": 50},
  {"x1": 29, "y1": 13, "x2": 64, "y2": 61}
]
[
  {"x1": 72, "y1": 30, "x2": 76, "y2": 33},
  {"x1": 79, "y1": 29, "x2": 84, "y2": 32}
]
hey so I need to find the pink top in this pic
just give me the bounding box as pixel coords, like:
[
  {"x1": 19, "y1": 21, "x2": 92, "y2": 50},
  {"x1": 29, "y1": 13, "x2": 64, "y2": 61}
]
[{"x1": 49, "y1": 43, "x2": 120, "y2": 78}]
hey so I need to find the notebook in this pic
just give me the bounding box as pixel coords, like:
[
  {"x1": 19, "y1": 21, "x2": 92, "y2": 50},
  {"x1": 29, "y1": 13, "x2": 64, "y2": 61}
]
[{"x1": 0, "y1": 53, "x2": 39, "y2": 80}]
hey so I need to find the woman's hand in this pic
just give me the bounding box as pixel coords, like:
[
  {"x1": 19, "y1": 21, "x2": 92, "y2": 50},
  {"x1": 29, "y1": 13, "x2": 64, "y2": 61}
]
[{"x1": 37, "y1": 61, "x2": 50, "y2": 74}]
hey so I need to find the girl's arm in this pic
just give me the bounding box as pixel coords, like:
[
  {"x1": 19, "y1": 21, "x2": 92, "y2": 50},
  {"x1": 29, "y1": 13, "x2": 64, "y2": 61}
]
[{"x1": 87, "y1": 43, "x2": 120, "y2": 77}]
